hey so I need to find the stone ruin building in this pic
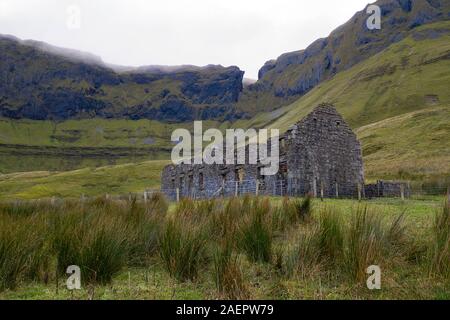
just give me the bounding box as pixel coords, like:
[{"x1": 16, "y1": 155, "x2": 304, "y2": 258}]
[{"x1": 161, "y1": 103, "x2": 369, "y2": 200}]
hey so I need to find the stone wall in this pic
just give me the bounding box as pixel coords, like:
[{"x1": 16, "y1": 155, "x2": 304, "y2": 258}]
[
  {"x1": 161, "y1": 103, "x2": 365, "y2": 200},
  {"x1": 284, "y1": 104, "x2": 365, "y2": 198},
  {"x1": 364, "y1": 180, "x2": 411, "y2": 199}
]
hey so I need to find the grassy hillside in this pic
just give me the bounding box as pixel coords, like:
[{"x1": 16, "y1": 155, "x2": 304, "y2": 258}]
[
  {"x1": 242, "y1": 21, "x2": 450, "y2": 130},
  {"x1": 0, "y1": 34, "x2": 244, "y2": 122},
  {"x1": 0, "y1": 22, "x2": 448, "y2": 189},
  {"x1": 235, "y1": 0, "x2": 450, "y2": 116},
  {"x1": 0, "y1": 118, "x2": 227, "y2": 173},
  {"x1": 357, "y1": 106, "x2": 450, "y2": 181},
  {"x1": 238, "y1": 21, "x2": 450, "y2": 182},
  {"x1": 0, "y1": 160, "x2": 169, "y2": 200}
]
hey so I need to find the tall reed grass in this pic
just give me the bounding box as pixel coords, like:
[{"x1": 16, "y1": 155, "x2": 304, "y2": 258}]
[
  {"x1": 429, "y1": 202, "x2": 450, "y2": 279},
  {"x1": 0, "y1": 195, "x2": 169, "y2": 290},
  {"x1": 237, "y1": 198, "x2": 273, "y2": 263},
  {"x1": 159, "y1": 216, "x2": 207, "y2": 281},
  {"x1": 213, "y1": 239, "x2": 248, "y2": 299}
]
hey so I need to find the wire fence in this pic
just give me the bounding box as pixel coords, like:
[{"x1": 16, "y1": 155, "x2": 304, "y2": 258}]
[
  {"x1": 5, "y1": 181, "x2": 448, "y2": 205},
  {"x1": 157, "y1": 179, "x2": 450, "y2": 203}
]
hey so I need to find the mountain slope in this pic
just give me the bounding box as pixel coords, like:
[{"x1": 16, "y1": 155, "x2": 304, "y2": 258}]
[
  {"x1": 0, "y1": 35, "x2": 244, "y2": 122},
  {"x1": 241, "y1": 21, "x2": 450, "y2": 131},
  {"x1": 236, "y1": 0, "x2": 450, "y2": 115},
  {"x1": 1, "y1": 0, "x2": 448, "y2": 123},
  {"x1": 236, "y1": 21, "x2": 450, "y2": 182},
  {"x1": 0, "y1": 21, "x2": 449, "y2": 180}
]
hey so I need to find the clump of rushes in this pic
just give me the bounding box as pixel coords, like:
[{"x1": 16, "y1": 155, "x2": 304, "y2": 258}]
[
  {"x1": 213, "y1": 239, "x2": 249, "y2": 299},
  {"x1": 317, "y1": 206, "x2": 344, "y2": 266},
  {"x1": 345, "y1": 206, "x2": 384, "y2": 282},
  {"x1": 238, "y1": 198, "x2": 273, "y2": 263},
  {"x1": 210, "y1": 197, "x2": 242, "y2": 240},
  {"x1": 429, "y1": 201, "x2": 450, "y2": 279},
  {"x1": 147, "y1": 192, "x2": 169, "y2": 215},
  {"x1": 0, "y1": 214, "x2": 47, "y2": 290},
  {"x1": 272, "y1": 197, "x2": 298, "y2": 232},
  {"x1": 159, "y1": 217, "x2": 207, "y2": 281},
  {"x1": 281, "y1": 229, "x2": 322, "y2": 279},
  {"x1": 50, "y1": 205, "x2": 130, "y2": 284},
  {"x1": 294, "y1": 194, "x2": 313, "y2": 222}
]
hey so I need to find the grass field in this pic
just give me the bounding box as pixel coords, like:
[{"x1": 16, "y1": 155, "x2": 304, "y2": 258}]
[
  {"x1": 0, "y1": 195, "x2": 448, "y2": 300},
  {"x1": 0, "y1": 160, "x2": 169, "y2": 200}
]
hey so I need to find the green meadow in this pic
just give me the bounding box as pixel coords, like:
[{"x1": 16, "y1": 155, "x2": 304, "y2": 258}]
[{"x1": 0, "y1": 195, "x2": 448, "y2": 300}]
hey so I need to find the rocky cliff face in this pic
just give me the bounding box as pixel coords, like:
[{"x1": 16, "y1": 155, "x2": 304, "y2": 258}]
[
  {"x1": 0, "y1": 0, "x2": 448, "y2": 122},
  {"x1": 238, "y1": 0, "x2": 450, "y2": 114},
  {"x1": 0, "y1": 35, "x2": 244, "y2": 122}
]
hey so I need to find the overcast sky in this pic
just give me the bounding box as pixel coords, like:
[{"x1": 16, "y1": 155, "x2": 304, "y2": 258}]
[{"x1": 0, "y1": 0, "x2": 373, "y2": 79}]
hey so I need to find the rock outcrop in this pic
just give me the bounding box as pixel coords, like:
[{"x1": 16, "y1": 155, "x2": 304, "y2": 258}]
[
  {"x1": 240, "y1": 0, "x2": 449, "y2": 113},
  {"x1": 0, "y1": 35, "x2": 244, "y2": 122}
]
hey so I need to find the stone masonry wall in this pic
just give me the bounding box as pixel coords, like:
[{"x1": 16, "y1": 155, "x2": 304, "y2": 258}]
[{"x1": 161, "y1": 103, "x2": 365, "y2": 200}]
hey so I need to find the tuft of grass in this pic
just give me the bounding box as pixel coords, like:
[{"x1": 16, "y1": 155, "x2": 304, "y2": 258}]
[
  {"x1": 317, "y1": 206, "x2": 344, "y2": 266},
  {"x1": 294, "y1": 195, "x2": 313, "y2": 222},
  {"x1": 272, "y1": 197, "x2": 298, "y2": 232},
  {"x1": 0, "y1": 214, "x2": 47, "y2": 290},
  {"x1": 429, "y1": 201, "x2": 450, "y2": 279},
  {"x1": 213, "y1": 240, "x2": 249, "y2": 299},
  {"x1": 345, "y1": 206, "x2": 385, "y2": 282},
  {"x1": 281, "y1": 229, "x2": 322, "y2": 279},
  {"x1": 158, "y1": 217, "x2": 207, "y2": 282},
  {"x1": 237, "y1": 198, "x2": 273, "y2": 263}
]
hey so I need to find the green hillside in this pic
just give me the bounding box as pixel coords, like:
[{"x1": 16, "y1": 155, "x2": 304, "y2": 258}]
[
  {"x1": 235, "y1": 0, "x2": 450, "y2": 116},
  {"x1": 242, "y1": 21, "x2": 450, "y2": 131},
  {"x1": 0, "y1": 22, "x2": 449, "y2": 194},
  {"x1": 237, "y1": 21, "x2": 450, "y2": 182},
  {"x1": 0, "y1": 160, "x2": 169, "y2": 200},
  {"x1": 0, "y1": 118, "x2": 229, "y2": 173}
]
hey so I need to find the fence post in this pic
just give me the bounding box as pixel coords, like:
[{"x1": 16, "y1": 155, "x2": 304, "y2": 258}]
[
  {"x1": 235, "y1": 181, "x2": 238, "y2": 197},
  {"x1": 176, "y1": 188, "x2": 180, "y2": 202},
  {"x1": 51, "y1": 196, "x2": 56, "y2": 205},
  {"x1": 335, "y1": 182, "x2": 339, "y2": 199},
  {"x1": 312, "y1": 179, "x2": 316, "y2": 198},
  {"x1": 400, "y1": 185, "x2": 405, "y2": 201},
  {"x1": 256, "y1": 181, "x2": 259, "y2": 196},
  {"x1": 358, "y1": 183, "x2": 362, "y2": 202},
  {"x1": 144, "y1": 191, "x2": 148, "y2": 203},
  {"x1": 320, "y1": 182, "x2": 324, "y2": 201}
]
